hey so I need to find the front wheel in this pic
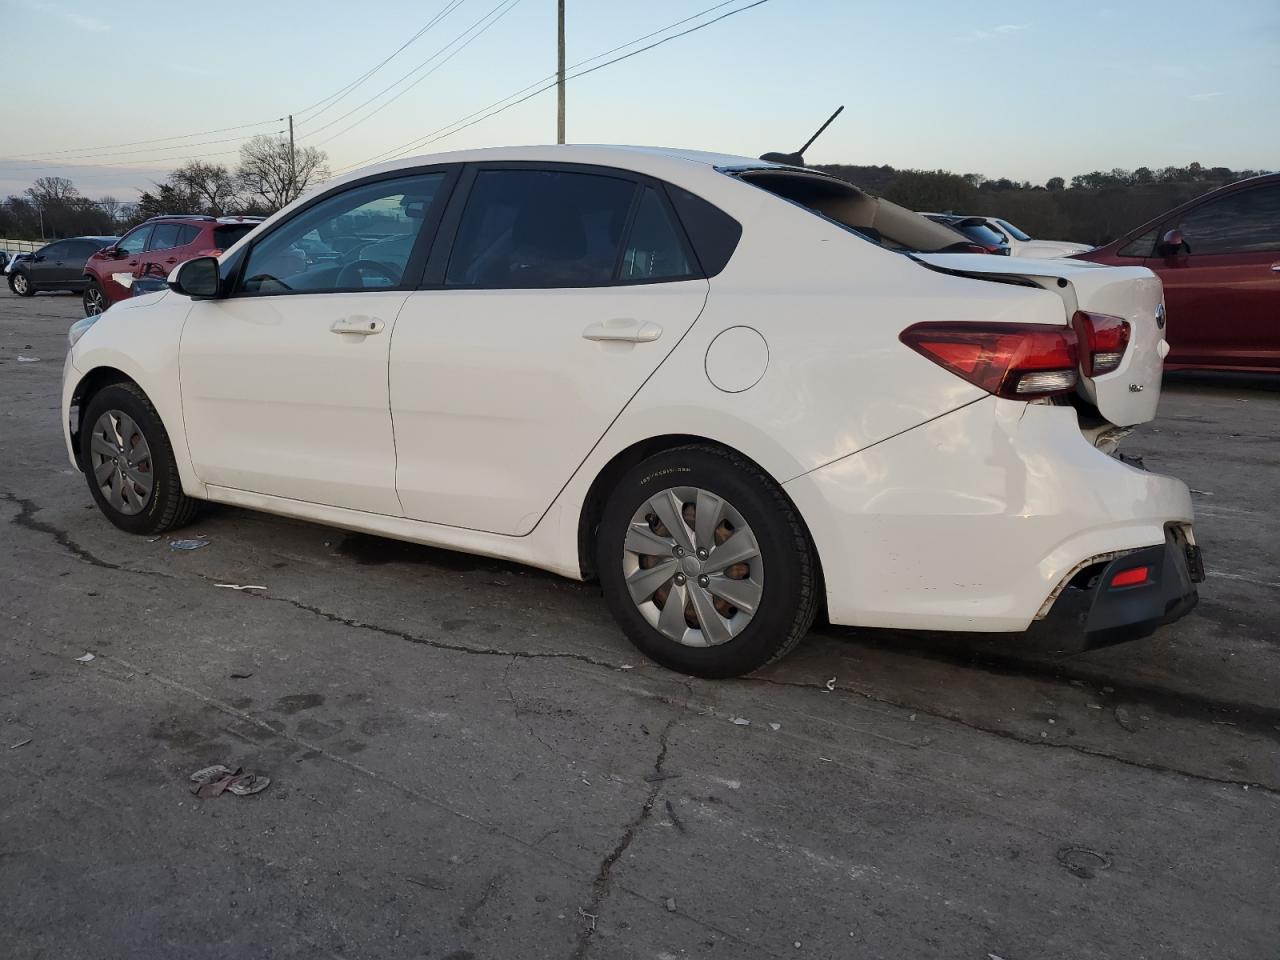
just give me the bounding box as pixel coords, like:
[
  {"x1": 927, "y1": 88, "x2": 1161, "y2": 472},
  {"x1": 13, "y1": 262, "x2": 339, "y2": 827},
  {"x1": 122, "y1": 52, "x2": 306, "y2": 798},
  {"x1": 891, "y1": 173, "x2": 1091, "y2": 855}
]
[
  {"x1": 9, "y1": 271, "x2": 34, "y2": 296},
  {"x1": 83, "y1": 280, "x2": 107, "y2": 316},
  {"x1": 79, "y1": 382, "x2": 198, "y2": 535},
  {"x1": 597, "y1": 445, "x2": 819, "y2": 678}
]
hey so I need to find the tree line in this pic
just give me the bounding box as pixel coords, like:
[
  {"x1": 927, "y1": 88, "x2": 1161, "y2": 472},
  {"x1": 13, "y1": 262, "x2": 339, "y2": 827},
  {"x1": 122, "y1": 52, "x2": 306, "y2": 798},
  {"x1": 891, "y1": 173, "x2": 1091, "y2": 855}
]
[
  {"x1": 814, "y1": 162, "x2": 1271, "y2": 245},
  {"x1": 0, "y1": 134, "x2": 329, "y2": 240}
]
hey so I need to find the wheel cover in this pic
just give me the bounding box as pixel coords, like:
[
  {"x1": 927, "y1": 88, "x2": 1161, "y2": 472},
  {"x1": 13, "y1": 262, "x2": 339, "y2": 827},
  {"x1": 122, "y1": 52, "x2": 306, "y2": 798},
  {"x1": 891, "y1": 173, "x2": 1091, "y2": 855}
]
[
  {"x1": 13, "y1": 273, "x2": 28, "y2": 294},
  {"x1": 85, "y1": 286, "x2": 105, "y2": 315},
  {"x1": 89, "y1": 410, "x2": 154, "y2": 516},
  {"x1": 622, "y1": 486, "x2": 763, "y2": 647}
]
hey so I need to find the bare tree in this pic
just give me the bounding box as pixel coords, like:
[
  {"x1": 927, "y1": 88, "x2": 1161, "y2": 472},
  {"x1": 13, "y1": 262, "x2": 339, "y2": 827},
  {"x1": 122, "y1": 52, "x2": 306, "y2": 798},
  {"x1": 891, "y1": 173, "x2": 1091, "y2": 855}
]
[
  {"x1": 170, "y1": 161, "x2": 240, "y2": 215},
  {"x1": 97, "y1": 195, "x2": 123, "y2": 224},
  {"x1": 236, "y1": 135, "x2": 329, "y2": 212},
  {"x1": 25, "y1": 175, "x2": 80, "y2": 207}
]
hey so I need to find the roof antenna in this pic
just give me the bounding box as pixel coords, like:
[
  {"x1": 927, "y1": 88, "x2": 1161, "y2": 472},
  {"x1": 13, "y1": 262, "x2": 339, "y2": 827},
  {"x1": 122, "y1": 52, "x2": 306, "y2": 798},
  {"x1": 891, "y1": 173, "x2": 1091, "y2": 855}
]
[{"x1": 760, "y1": 105, "x2": 844, "y2": 167}]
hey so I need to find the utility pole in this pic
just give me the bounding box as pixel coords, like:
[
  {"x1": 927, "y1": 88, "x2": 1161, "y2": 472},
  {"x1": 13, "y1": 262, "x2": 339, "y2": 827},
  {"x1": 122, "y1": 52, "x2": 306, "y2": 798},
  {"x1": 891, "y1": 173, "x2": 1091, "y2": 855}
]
[
  {"x1": 556, "y1": 0, "x2": 565, "y2": 144},
  {"x1": 287, "y1": 114, "x2": 297, "y2": 201}
]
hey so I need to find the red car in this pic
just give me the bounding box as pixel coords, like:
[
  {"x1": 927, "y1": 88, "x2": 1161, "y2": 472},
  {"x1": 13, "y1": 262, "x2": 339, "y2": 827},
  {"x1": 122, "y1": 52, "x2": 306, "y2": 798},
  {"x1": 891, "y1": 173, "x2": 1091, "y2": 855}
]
[
  {"x1": 82, "y1": 214, "x2": 262, "y2": 315},
  {"x1": 1073, "y1": 174, "x2": 1280, "y2": 372}
]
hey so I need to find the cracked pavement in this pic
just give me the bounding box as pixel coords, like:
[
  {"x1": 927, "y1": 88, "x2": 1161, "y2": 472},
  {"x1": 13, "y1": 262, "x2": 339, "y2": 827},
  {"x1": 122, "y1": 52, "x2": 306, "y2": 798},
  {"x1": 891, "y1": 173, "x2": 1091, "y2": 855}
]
[{"x1": 2, "y1": 287, "x2": 1278, "y2": 959}]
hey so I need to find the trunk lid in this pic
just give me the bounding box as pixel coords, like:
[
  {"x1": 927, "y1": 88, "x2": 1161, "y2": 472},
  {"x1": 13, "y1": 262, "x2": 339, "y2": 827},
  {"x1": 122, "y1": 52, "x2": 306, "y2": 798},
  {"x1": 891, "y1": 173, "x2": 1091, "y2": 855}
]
[{"x1": 913, "y1": 253, "x2": 1167, "y2": 426}]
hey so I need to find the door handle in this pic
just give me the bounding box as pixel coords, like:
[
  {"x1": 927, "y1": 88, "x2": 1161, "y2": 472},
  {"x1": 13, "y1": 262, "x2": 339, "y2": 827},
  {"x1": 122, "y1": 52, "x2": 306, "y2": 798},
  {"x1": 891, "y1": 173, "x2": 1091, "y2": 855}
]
[
  {"x1": 1270, "y1": 263, "x2": 1280, "y2": 273},
  {"x1": 582, "y1": 319, "x2": 662, "y2": 343},
  {"x1": 165, "y1": 257, "x2": 178, "y2": 264},
  {"x1": 331, "y1": 316, "x2": 385, "y2": 336}
]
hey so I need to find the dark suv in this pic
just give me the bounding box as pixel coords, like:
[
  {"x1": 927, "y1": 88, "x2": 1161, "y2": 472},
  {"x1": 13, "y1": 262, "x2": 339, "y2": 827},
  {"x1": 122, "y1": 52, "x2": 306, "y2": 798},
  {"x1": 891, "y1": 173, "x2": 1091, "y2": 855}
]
[
  {"x1": 7, "y1": 237, "x2": 118, "y2": 297},
  {"x1": 82, "y1": 215, "x2": 263, "y2": 315}
]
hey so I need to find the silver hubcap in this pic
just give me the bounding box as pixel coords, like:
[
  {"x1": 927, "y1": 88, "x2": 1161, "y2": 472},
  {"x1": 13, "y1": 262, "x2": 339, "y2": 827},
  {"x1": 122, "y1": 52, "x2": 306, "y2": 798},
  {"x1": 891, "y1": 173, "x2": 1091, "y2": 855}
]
[
  {"x1": 85, "y1": 288, "x2": 105, "y2": 315},
  {"x1": 13, "y1": 274, "x2": 27, "y2": 294},
  {"x1": 89, "y1": 410, "x2": 153, "y2": 516},
  {"x1": 622, "y1": 486, "x2": 763, "y2": 647}
]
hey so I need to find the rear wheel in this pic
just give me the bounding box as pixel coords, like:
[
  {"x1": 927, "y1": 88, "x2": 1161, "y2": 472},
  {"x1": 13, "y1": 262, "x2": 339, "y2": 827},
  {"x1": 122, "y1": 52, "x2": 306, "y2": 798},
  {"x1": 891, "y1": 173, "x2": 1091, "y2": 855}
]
[
  {"x1": 597, "y1": 445, "x2": 819, "y2": 678},
  {"x1": 79, "y1": 382, "x2": 198, "y2": 535},
  {"x1": 83, "y1": 280, "x2": 107, "y2": 316},
  {"x1": 10, "y1": 271, "x2": 34, "y2": 296}
]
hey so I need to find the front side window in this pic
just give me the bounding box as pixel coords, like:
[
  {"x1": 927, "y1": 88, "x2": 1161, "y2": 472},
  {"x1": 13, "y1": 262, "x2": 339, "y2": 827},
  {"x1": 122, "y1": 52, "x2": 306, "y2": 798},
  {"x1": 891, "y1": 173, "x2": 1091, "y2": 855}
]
[
  {"x1": 39, "y1": 241, "x2": 70, "y2": 260},
  {"x1": 148, "y1": 223, "x2": 184, "y2": 251},
  {"x1": 1118, "y1": 229, "x2": 1157, "y2": 258},
  {"x1": 619, "y1": 187, "x2": 693, "y2": 281},
  {"x1": 446, "y1": 169, "x2": 637, "y2": 287},
  {"x1": 116, "y1": 226, "x2": 151, "y2": 256},
  {"x1": 238, "y1": 172, "x2": 447, "y2": 295},
  {"x1": 1178, "y1": 185, "x2": 1280, "y2": 255}
]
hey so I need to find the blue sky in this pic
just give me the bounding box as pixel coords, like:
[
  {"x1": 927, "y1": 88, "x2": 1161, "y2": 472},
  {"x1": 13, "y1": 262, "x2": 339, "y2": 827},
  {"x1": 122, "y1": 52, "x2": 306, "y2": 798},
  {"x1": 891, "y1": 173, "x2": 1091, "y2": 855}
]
[{"x1": 1, "y1": 0, "x2": 1277, "y2": 199}]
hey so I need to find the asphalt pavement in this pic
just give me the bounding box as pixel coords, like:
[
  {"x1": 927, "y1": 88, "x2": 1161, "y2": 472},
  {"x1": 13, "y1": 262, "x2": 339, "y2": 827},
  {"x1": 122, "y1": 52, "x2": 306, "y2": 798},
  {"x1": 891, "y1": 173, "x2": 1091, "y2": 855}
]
[{"x1": 2, "y1": 286, "x2": 1277, "y2": 959}]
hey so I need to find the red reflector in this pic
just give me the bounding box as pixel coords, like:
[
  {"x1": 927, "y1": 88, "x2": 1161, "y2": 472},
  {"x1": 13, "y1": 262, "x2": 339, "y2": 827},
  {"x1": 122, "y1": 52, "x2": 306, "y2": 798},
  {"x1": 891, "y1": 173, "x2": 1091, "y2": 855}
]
[
  {"x1": 1110, "y1": 566, "x2": 1150, "y2": 588},
  {"x1": 899, "y1": 323, "x2": 1079, "y2": 400},
  {"x1": 1072, "y1": 311, "x2": 1131, "y2": 376}
]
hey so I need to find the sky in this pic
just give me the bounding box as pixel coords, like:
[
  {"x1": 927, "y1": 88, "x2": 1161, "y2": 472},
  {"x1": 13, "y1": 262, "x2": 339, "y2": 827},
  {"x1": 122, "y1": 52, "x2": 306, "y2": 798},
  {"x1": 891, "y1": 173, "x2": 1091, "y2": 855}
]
[{"x1": 1, "y1": 0, "x2": 1277, "y2": 201}]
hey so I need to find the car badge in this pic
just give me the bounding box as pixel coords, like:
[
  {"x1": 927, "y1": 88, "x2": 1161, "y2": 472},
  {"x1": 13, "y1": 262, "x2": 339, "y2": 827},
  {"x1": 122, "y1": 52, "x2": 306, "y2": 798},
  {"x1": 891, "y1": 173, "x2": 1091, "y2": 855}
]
[{"x1": 1155, "y1": 303, "x2": 1166, "y2": 329}]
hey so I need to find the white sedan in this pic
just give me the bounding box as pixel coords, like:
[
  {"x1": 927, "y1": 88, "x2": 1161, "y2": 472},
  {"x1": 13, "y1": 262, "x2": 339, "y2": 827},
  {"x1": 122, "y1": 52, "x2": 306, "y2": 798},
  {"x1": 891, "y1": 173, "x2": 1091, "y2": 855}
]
[
  {"x1": 61, "y1": 145, "x2": 1201, "y2": 677},
  {"x1": 983, "y1": 216, "x2": 1093, "y2": 258}
]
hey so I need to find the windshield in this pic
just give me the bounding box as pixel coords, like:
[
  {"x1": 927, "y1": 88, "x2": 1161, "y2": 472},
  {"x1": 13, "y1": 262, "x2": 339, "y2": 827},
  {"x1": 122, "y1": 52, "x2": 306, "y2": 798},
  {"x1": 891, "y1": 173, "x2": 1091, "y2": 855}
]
[{"x1": 995, "y1": 218, "x2": 1032, "y2": 241}]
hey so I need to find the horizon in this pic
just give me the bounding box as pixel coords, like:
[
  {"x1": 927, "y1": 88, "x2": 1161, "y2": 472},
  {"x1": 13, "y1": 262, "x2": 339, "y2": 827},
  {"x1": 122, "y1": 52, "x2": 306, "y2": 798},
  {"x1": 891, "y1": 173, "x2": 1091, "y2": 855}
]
[{"x1": 2, "y1": 0, "x2": 1278, "y2": 201}]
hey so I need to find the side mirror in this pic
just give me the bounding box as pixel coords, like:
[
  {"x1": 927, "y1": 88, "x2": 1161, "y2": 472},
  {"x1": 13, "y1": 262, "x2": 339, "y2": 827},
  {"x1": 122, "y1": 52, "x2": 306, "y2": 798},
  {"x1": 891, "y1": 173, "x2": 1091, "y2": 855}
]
[
  {"x1": 169, "y1": 256, "x2": 221, "y2": 299},
  {"x1": 1156, "y1": 228, "x2": 1187, "y2": 257},
  {"x1": 33, "y1": 254, "x2": 46, "y2": 262}
]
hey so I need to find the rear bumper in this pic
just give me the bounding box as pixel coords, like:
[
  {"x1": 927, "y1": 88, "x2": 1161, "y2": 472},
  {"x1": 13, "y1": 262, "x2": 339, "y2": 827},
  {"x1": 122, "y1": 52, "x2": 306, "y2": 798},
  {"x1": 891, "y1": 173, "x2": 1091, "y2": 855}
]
[{"x1": 784, "y1": 397, "x2": 1196, "y2": 633}]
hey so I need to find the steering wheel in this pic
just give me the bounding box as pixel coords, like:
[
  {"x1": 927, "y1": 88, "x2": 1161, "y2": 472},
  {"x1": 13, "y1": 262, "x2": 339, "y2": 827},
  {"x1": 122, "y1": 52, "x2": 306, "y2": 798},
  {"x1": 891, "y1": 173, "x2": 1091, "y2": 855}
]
[{"x1": 335, "y1": 259, "x2": 399, "y2": 289}]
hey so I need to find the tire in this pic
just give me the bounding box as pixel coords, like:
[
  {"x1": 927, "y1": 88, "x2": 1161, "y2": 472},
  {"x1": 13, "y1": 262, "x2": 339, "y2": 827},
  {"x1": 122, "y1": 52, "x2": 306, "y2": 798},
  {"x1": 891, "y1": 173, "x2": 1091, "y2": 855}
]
[
  {"x1": 79, "y1": 382, "x2": 198, "y2": 535},
  {"x1": 9, "y1": 271, "x2": 34, "y2": 296},
  {"x1": 597, "y1": 444, "x2": 819, "y2": 678},
  {"x1": 83, "y1": 280, "x2": 107, "y2": 316}
]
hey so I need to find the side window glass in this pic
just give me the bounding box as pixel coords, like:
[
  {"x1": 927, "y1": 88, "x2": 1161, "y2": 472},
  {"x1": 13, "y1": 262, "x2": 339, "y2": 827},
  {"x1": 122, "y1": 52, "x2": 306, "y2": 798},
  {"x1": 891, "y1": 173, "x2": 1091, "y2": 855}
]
[
  {"x1": 239, "y1": 172, "x2": 447, "y2": 295},
  {"x1": 1178, "y1": 186, "x2": 1280, "y2": 255},
  {"x1": 40, "y1": 242, "x2": 69, "y2": 259},
  {"x1": 148, "y1": 223, "x2": 184, "y2": 251},
  {"x1": 1117, "y1": 229, "x2": 1157, "y2": 258},
  {"x1": 117, "y1": 227, "x2": 151, "y2": 256},
  {"x1": 177, "y1": 225, "x2": 202, "y2": 246},
  {"x1": 445, "y1": 169, "x2": 637, "y2": 288},
  {"x1": 620, "y1": 187, "x2": 692, "y2": 281}
]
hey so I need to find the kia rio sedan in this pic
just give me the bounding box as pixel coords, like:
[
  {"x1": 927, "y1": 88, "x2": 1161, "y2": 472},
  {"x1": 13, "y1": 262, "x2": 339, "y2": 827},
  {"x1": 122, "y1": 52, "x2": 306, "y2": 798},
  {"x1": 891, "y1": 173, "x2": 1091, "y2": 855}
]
[{"x1": 62, "y1": 145, "x2": 1203, "y2": 677}]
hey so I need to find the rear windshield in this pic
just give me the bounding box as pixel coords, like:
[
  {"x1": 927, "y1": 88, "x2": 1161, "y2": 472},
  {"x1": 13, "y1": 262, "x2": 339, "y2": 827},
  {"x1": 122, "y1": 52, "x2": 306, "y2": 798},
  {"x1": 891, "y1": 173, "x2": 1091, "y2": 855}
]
[
  {"x1": 954, "y1": 222, "x2": 1007, "y2": 248},
  {"x1": 995, "y1": 218, "x2": 1031, "y2": 242},
  {"x1": 214, "y1": 224, "x2": 257, "y2": 249},
  {"x1": 732, "y1": 169, "x2": 968, "y2": 254}
]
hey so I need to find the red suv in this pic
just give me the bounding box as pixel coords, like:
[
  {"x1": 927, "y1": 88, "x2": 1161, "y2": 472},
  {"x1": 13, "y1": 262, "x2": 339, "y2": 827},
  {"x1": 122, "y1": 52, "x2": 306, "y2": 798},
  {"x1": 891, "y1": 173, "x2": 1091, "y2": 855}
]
[
  {"x1": 82, "y1": 215, "x2": 263, "y2": 315},
  {"x1": 1073, "y1": 174, "x2": 1280, "y2": 372}
]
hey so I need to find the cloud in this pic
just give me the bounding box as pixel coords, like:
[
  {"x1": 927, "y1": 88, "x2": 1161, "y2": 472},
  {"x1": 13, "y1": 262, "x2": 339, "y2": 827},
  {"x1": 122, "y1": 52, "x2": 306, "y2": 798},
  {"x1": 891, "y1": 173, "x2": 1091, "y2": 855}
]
[
  {"x1": 16, "y1": 0, "x2": 109, "y2": 32},
  {"x1": 1189, "y1": 91, "x2": 1224, "y2": 102},
  {"x1": 993, "y1": 24, "x2": 1030, "y2": 33},
  {"x1": 957, "y1": 23, "x2": 1031, "y2": 42}
]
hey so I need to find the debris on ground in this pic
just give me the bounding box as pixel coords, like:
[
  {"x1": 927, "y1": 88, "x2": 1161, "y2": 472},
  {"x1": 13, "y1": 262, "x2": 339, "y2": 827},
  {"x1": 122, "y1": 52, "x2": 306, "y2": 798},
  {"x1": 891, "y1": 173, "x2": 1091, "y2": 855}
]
[
  {"x1": 664, "y1": 897, "x2": 677, "y2": 912},
  {"x1": 768, "y1": 722, "x2": 781, "y2": 731},
  {"x1": 10, "y1": 738, "x2": 32, "y2": 749},
  {"x1": 75, "y1": 652, "x2": 95, "y2": 663},
  {"x1": 214, "y1": 583, "x2": 266, "y2": 591},
  {"x1": 1113, "y1": 706, "x2": 1139, "y2": 733},
  {"x1": 825, "y1": 677, "x2": 837, "y2": 692},
  {"x1": 665, "y1": 799, "x2": 686, "y2": 834},
  {"x1": 169, "y1": 538, "x2": 209, "y2": 551},
  {"x1": 643, "y1": 772, "x2": 680, "y2": 783},
  {"x1": 16, "y1": 356, "x2": 40, "y2": 362},
  {"x1": 189, "y1": 764, "x2": 271, "y2": 798},
  {"x1": 731, "y1": 717, "x2": 750, "y2": 726},
  {"x1": 577, "y1": 907, "x2": 597, "y2": 930},
  {"x1": 230, "y1": 671, "x2": 254, "y2": 679},
  {"x1": 1056, "y1": 845, "x2": 1112, "y2": 879},
  {"x1": 618, "y1": 664, "x2": 634, "y2": 670}
]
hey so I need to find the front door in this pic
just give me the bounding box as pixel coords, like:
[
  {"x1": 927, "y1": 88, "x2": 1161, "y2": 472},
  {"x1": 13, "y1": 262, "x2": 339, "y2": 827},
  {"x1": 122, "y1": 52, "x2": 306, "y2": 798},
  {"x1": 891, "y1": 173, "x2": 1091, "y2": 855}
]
[
  {"x1": 392, "y1": 166, "x2": 709, "y2": 536},
  {"x1": 100, "y1": 225, "x2": 151, "y2": 301},
  {"x1": 179, "y1": 169, "x2": 454, "y2": 515},
  {"x1": 29, "y1": 241, "x2": 72, "y2": 288},
  {"x1": 1151, "y1": 182, "x2": 1280, "y2": 368}
]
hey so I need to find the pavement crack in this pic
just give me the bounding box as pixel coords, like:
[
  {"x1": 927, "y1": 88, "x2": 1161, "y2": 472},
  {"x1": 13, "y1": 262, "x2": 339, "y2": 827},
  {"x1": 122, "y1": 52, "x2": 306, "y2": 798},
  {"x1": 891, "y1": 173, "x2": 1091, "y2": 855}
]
[
  {"x1": 570, "y1": 715, "x2": 676, "y2": 960},
  {"x1": 2, "y1": 490, "x2": 122, "y2": 570}
]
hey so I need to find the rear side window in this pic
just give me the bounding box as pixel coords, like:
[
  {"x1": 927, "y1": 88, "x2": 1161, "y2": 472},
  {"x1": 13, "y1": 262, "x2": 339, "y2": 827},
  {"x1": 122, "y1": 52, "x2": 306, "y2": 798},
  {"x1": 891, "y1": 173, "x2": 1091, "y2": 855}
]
[
  {"x1": 446, "y1": 169, "x2": 637, "y2": 288},
  {"x1": 667, "y1": 185, "x2": 741, "y2": 276},
  {"x1": 619, "y1": 187, "x2": 693, "y2": 281},
  {"x1": 1118, "y1": 229, "x2": 1157, "y2": 258},
  {"x1": 214, "y1": 224, "x2": 255, "y2": 250},
  {"x1": 1178, "y1": 185, "x2": 1280, "y2": 254},
  {"x1": 149, "y1": 223, "x2": 184, "y2": 251},
  {"x1": 177, "y1": 225, "x2": 202, "y2": 246}
]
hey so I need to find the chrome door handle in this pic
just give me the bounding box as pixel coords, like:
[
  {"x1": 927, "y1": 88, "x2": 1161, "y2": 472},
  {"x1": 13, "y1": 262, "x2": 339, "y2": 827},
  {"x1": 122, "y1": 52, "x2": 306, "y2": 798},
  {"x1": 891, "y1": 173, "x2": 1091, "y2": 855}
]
[
  {"x1": 1270, "y1": 263, "x2": 1280, "y2": 273},
  {"x1": 330, "y1": 316, "x2": 385, "y2": 336},
  {"x1": 582, "y1": 319, "x2": 662, "y2": 343}
]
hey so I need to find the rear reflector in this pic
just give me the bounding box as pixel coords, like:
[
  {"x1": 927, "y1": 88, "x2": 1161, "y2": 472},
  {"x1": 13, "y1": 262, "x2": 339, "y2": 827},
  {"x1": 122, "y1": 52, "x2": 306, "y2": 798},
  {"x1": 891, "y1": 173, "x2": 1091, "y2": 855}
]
[
  {"x1": 899, "y1": 322, "x2": 1079, "y2": 400},
  {"x1": 1072, "y1": 311, "x2": 1131, "y2": 376},
  {"x1": 1110, "y1": 566, "x2": 1150, "y2": 588}
]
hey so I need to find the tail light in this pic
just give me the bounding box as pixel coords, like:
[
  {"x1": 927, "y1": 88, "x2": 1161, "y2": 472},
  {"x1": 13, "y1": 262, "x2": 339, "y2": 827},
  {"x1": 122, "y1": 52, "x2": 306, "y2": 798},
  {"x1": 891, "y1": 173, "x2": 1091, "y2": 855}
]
[
  {"x1": 900, "y1": 322, "x2": 1079, "y2": 400},
  {"x1": 1073, "y1": 311, "x2": 1130, "y2": 376}
]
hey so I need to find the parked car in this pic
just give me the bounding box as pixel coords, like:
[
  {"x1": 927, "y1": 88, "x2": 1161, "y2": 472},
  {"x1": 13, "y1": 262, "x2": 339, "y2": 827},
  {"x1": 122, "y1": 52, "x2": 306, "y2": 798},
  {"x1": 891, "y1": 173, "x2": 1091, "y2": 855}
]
[
  {"x1": 922, "y1": 214, "x2": 1011, "y2": 254},
  {"x1": 967, "y1": 216, "x2": 1091, "y2": 259},
  {"x1": 62, "y1": 145, "x2": 1200, "y2": 677},
  {"x1": 1074, "y1": 174, "x2": 1280, "y2": 372},
  {"x1": 82, "y1": 215, "x2": 263, "y2": 315},
  {"x1": 7, "y1": 236, "x2": 118, "y2": 297}
]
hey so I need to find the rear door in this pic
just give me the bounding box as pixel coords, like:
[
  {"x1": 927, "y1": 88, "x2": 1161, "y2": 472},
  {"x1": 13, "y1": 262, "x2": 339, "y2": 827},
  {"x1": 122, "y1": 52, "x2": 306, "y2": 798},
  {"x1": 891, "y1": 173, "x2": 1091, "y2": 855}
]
[
  {"x1": 1147, "y1": 182, "x2": 1280, "y2": 369},
  {"x1": 141, "y1": 222, "x2": 186, "y2": 281},
  {"x1": 392, "y1": 165, "x2": 709, "y2": 535}
]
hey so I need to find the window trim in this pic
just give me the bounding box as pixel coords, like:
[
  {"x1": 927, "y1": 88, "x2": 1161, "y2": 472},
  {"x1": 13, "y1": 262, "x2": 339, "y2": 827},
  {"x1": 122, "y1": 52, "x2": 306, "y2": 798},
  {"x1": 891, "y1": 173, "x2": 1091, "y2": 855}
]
[
  {"x1": 225, "y1": 163, "x2": 462, "y2": 299},
  {"x1": 422, "y1": 160, "x2": 704, "y2": 291}
]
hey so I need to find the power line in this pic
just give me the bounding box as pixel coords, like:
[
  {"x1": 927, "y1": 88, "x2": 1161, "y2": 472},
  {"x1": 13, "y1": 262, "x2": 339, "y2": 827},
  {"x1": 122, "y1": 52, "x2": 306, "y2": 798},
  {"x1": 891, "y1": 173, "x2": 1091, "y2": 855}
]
[
  {"x1": 0, "y1": 133, "x2": 280, "y2": 167},
  {"x1": 336, "y1": 0, "x2": 771, "y2": 174},
  {"x1": 299, "y1": 0, "x2": 521, "y2": 143},
  {"x1": 3, "y1": 118, "x2": 284, "y2": 161},
  {"x1": 311, "y1": 0, "x2": 526, "y2": 149},
  {"x1": 293, "y1": 0, "x2": 471, "y2": 123}
]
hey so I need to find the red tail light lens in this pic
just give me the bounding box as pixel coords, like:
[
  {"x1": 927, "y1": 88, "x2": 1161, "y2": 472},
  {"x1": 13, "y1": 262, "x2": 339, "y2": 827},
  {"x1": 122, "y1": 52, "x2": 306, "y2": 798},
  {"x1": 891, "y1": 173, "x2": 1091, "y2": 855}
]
[
  {"x1": 900, "y1": 322, "x2": 1080, "y2": 400},
  {"x1": 1110, "y1": 565, "x2": 1150, "y2": 588},
  {"x1": 1072, "y1": 311, "x2": 1130, "y2": 376}
]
